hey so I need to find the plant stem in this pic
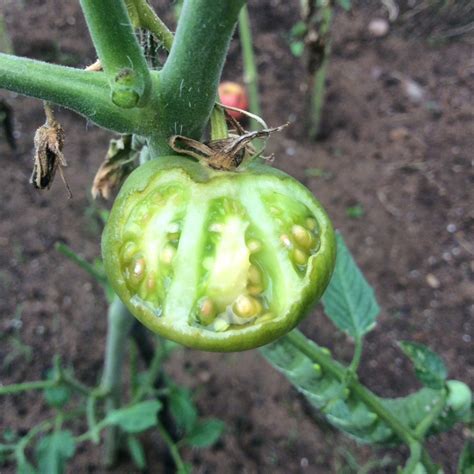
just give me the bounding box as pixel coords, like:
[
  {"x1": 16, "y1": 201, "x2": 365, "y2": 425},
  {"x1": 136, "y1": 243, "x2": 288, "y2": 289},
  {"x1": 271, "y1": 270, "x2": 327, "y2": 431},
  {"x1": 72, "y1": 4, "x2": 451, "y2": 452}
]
[
  {"x1": 127, "y1": 0, "x2": 174, "y2": 51},
  {"x1": 308, "y1": 0, "x2": 333, "y2": 139},
  {"x1": 349, "y1": 336, "x2": 363, "y2": 374},
  {"x1": 0, "y1": 379, "x2": 56, "y2": 395},
  {"x1": 151, "y1": 0, "x2": 245, "y2": 155},
  {"x1": 283, "y1": 330, "x2": 441, "y2": 470},
  {"x1": 285, "y1": 330, "x2": 416, "y2": 446},
  {"x1": 157, "y1": 420, "x2": 187, "y2": 472},
  {"x1": 79, "y1": 0, "x2": 152, "y2": 108},
  {"x1": 0, "y1": 53, "x2": 153, "y2": 134},
  {"x1": 238, "y1": 4, "x2": 261, "y2": 130},
  {"x1": 100, "y1": 297, "x2": 134, "y2": 467}
]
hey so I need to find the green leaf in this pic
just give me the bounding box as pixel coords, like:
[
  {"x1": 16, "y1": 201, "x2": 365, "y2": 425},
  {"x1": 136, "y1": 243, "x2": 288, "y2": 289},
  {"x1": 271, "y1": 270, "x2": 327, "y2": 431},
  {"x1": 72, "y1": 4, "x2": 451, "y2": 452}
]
[
  {"x1": 43, "y1": 367, "x2": 71, "y2": 409},
  {"x1": 290, "y1": 41, "x2": 305, "y2": 58},
  {"x1": 346, "y1": 204, "x2": 364, "y2": 219},
  {"x1": 458, "y1": 440, "x2": 474, "y2": 474},
  {"x1": 399, "y1": 341, "x2": 447, "y2": 389},
  {"x1": 336, "y1": 0, "x2": 352, "y2": 11},
  {"x1": 104, "y1": 400, "x2": 161, "y2": 433},
  {"x1": 321, "y1": 233, "x2": 380, "y2": 338},
  {"x1": 168, "y1": 386, "x2": 198, "y2": 434},
  {"x1": 290, "y1": 21, "x2": 307, "y2": 38},
  {"x1": 185, "y1": 419, "x2": 225, "y2": 448},
  {"x1": 126, "y1": 435, "x2": 146, "y2": 470},
  {"x1": 35, "y1": 430, "x2": 75, "y2": 474}
]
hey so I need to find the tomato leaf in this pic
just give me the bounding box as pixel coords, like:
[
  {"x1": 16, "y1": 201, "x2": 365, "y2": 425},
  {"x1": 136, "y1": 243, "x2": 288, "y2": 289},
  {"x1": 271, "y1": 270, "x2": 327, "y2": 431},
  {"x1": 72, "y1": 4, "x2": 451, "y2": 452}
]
[
  {"x1": 35, "y1": 430, "x2": 75, "y2": 474},
  {"x1": 169, "y1": 386, "x2": 198, "y2": 434},
  {"x1": 104, "y1": 400, "x2": 161, "y2": 433},
  {"x1": 398, "y1": 341, "x2": 447, "y2": 389},
  {"x1": 126, "y1": 435, "x2": 147, "y2": 470},
  {"x1": 184, "y1": 419, "x2": 225, "y2": 448},
  {"x1": 321, "y1": 233, "x2": 380, "y2": 338}
]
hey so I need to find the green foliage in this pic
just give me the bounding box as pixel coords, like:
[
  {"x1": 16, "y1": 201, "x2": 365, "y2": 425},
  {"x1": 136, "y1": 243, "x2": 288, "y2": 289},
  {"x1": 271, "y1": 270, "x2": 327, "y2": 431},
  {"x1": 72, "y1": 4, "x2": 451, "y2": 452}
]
[
  {"x1": 104, "y1": 400, "x2": 162, "y2": 433},
  {"x1": 458, "y1": 440, "x2": 474, "y2": 474},
  {"x1": 126, "y1": 435, "x2": 147, "y2": 470},
  {"x1": 398, "y1": 341, "x2": 447, "y2": 389},
  {"x1": 169, "y1": 386, "x2": 198, "y2": 434},
  {"x1": 346, "y1": 204, "x2": 365, "y2": 219},
  {"x1": 185, "y1": 419, "x2": 225, "y2": 448},
  {"x1": 322, "y1": 233, "x2": 379, "y2": 338},
  {"x1": 288, "y1": 20, "x2": 307, "y2": 58},
  {"x1": 43, "y1": 368, "x2": 72, "y2": 409},
  {"x1": 35, "y1": 431, "x2": 76, "y2": 474},
  {"x1": 261, "y1": 331, "x2": 469, "y2": 446},
  {"x1": 336, "y1": 0, "x2": 352, "y2": 11}
]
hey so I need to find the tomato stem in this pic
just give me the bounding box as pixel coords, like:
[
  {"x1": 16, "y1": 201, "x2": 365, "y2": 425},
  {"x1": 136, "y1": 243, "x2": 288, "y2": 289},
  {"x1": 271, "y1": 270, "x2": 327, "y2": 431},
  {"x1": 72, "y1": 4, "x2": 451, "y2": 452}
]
[
  {"x1": 99, "y1": 297, "x2": 135, "y2": 467},
  {"x1": 150, "y1": 0, "x2": 245, "y2": 155},
  {"x1": 80, "y1": 0, "x2": 152, "y2": 108},
  {"x1": 0, "y1": 53, "x2": 153, "y2": 134}
]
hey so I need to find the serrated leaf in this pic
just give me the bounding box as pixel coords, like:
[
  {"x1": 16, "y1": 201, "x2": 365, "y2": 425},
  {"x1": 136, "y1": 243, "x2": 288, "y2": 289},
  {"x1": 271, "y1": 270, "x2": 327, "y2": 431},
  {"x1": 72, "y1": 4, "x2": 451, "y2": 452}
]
[
  {"x1": 105, "y1": 400, "x2": 161, "y2": 433},
  {"x1": 169, "y1": 387, "x2": 198, "y2": 434},
  {"x1": 321, "y1": 233, "x2": 380, "y2": 338},
  {"x1": 398, "y1": 341, "x2": 447, "y2": 389},
  {"x1": 185, "y1": 419, "x2": 225, "y2": 448},
  {"x1": 458, "y1": 440, "x2": 474, "y2": 474},
  {"x1": 35, "y1": 430, "x2": 75, "y2": 474},
  {"x1": 126, "y1": 435, "x2": 146, "y2": 470}
]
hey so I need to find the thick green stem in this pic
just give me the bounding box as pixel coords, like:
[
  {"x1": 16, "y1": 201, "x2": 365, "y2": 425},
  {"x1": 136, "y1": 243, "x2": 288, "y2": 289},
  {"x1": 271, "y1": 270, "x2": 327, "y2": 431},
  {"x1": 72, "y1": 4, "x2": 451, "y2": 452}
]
[
  {"x1": 80, "y1": 0, "x2": 152, "y2": 108},
  {"x1": 238, "y1": 4, "x2": 261, "y2": 130},
  {"x1": 0, "y1": 53, "x2": 153, "y2": 134},
  {"x1": 100, "y1": 297, "x2": 134, "y2": 467},
  {"x1": 150, "y1": 0, "x2": 245, "y2": 155}
]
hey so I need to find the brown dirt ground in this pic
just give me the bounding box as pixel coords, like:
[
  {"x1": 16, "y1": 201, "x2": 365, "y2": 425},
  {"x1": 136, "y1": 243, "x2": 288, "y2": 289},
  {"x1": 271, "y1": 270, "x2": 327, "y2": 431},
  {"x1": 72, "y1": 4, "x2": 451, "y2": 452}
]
[{"x1": 0, "y1": 1, "x2": 473, "y2": 473}]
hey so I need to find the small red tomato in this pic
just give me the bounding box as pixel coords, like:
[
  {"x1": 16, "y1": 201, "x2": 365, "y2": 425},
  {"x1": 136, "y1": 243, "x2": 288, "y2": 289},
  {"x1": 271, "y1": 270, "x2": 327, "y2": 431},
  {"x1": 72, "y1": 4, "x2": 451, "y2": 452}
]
[{"x1": 218, "y1": 81, "x2": 248, "y2": 120}]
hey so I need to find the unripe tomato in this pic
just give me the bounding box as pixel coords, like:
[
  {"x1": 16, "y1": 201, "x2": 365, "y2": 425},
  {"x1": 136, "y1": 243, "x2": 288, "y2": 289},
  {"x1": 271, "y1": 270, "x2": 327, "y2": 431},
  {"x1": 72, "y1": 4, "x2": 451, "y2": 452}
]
[
  {"x1": 102, "y1": 156, "x2": 336, "y2": 351},
  {"x1": 218, "y1": 81, "x2": 248, "y2": 120}
]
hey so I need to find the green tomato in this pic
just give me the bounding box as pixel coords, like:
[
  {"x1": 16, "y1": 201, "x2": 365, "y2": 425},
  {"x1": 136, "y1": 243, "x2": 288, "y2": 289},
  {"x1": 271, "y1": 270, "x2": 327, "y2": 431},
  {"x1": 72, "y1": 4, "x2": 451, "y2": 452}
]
[{"x1": 102, "y1": 156, "x2": 336, "y2": 351}]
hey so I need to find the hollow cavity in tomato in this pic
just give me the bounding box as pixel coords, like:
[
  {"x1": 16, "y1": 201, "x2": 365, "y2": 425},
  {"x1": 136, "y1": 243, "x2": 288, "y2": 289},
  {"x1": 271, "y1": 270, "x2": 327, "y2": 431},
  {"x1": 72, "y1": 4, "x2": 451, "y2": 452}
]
[{"x1": 102, "y1": 156, "x2": 336, "y2": 351}]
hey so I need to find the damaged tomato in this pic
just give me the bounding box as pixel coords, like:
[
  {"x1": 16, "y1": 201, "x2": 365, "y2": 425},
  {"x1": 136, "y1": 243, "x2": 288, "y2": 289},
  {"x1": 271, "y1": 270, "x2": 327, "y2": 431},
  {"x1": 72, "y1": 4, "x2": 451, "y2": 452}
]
[{"x1": 102, "y1": 156, "x2": 336, "y2": 351}]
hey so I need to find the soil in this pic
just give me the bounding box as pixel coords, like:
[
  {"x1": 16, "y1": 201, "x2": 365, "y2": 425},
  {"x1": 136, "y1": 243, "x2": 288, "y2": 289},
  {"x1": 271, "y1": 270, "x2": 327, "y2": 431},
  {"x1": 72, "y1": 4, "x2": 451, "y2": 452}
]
[{"x1": 0, "y1": 1, "x2": 472, "y2": 473}]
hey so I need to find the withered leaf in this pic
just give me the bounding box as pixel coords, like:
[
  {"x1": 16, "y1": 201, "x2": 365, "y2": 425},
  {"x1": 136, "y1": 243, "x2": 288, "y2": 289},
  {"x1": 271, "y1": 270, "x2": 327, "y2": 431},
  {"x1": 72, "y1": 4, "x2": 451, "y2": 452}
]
[{"x1": 92, "y1": 135, "x2": 139, "y2": 200}]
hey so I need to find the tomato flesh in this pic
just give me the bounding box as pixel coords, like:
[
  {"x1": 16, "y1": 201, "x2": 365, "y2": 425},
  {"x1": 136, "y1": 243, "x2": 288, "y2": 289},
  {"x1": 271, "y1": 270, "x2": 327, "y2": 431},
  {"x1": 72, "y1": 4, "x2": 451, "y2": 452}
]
[{"x1": 103, "y1": 156, "x2": 336, "y2": 351}]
